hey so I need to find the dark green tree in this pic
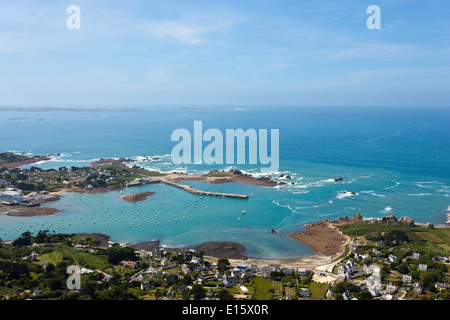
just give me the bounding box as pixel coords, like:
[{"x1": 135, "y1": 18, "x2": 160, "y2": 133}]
[
  {"x1": 191, "y1": 284, "x2": 206, "y2": 300},
  {"x1": 217, "y1": 289, "x2": 234, "y2": 300},
  {"x1": 105, "y1": 245, "x2": 137, "y2": 264}
]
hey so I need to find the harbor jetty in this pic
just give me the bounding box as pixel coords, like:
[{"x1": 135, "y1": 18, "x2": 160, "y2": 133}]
[
  {"x1": 126, "y1": 177, "x2": 160, "y2": 187},
  {"x1": 160, "y1": 180, "x2": 249, "y2": 199}
]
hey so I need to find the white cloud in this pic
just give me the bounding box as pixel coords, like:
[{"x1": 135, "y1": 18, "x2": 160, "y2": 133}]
[
  {"x1": 138, "y1": 12, "x2": 245, "y2": 46},
  {"x1": 144, "y1": 20, "x2": 212, "y2": 45}
]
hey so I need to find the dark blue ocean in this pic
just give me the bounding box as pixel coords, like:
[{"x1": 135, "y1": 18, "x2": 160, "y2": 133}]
[{"x1": 0, "y1": 106, "x2": 449, "y2": 259}]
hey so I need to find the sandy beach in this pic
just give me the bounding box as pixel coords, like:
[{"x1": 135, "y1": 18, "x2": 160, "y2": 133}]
[
  {"x1": 163, "y1": 217, "x2": 353, "y2": 269},
  {"x1": 288, "y1": 220, "x2": 350, "y2": 257}
]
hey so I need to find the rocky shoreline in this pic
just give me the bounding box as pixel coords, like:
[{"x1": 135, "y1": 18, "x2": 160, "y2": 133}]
[
  {"x1": 163, "y1": 169, "x2": 279, "y2": 187},
  {"x1": 0, "y1": 154, "x2": 52, "y2": 170},
  {"x1": 1, "y1": 206, "x2": 63, "y2": 217},
  {"x1": 166, "y1": 241, "x2": 248, "y2": 260},
  {"x1": 0, "y1": 194, "x2": 63, "y2": 217},
  {"x1": 90, "y1": 157, "x2": 136, "y2": 167},
  {"x1": 289, "y1": 218, "x2": 353, "y2": 257}
]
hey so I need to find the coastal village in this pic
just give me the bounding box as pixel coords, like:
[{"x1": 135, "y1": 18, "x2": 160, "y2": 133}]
[
  {"x1": 0, "y1": 211, "x2": 449, "y2": 300},
  {"x1": 0, "y1": 152, "x2": 449, "y2": 300},
  {"x1": 0, "y1": 152, "x2": 272, "y2": 214}
]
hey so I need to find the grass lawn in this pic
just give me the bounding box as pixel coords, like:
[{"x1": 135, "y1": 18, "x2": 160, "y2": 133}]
[
  {"x1": 71, "y1": 250, "x2": 111, "y2": 270},
  {"x1": 413, "y1": 232, "x2": 444, "y2": 243},
  {"x1": 39, "y1": 251, "x2": 64, "y2": 265},
  {"x1": 284, "y1": 286, "x2": 296, "y2": 297},
  {"x1": 254, "y1": 277, "x2": 273, "y2": 300},
  {"x1": 141, "y1": 293, "x2": 157, "y2": 300},
  {"x1": 310, "y1": 282, "x2": 329, "y2": 299},
  {"x1": 272, "y1": 280, "x2": 283, "y2": 297}
]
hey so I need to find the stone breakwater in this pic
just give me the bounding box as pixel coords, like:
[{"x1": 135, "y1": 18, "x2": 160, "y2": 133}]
[{"x1": 160, "y1": 180, "x2": 249, "y2": 199}]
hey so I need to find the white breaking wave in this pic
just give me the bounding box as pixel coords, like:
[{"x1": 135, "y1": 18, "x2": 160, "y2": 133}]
[
  {"x1": 360, "y1": 190, "x2": 386, "y2": 198},
  {"x1": 336, "y1": 191, "x2": 358, "y2": 199},
  {"x1": 292, "y1": 190, "x2": 310, "y2": 194},
  {"x1": 407, "y1": 193, "x2": 432, "y2": 196},
  {"x1": 272, "y1": 200, "x2": 298, "y2": 214},
  {"x1": 384, "y1": 182, "x2": 400, "y2": 190},
  {"x1": 447, "y1": 206, "x2": 450, "y2": 223},
  {"x1": 48, "y1": 158, "x2": 99, "y2": 163},
  {"x1": 381, "y1": 206, "x2": 393, "y2": 213}
]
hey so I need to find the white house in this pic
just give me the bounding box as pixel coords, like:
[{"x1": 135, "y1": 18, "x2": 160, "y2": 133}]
[
  {"x1": 388, "y1": 255, "x2": 397, "y2": 263},
  {"x1": 338, "y1": 259, "x2": 356, "y2": 279},
  {"x1": 342, "y1": 291, "x2": 354, "y2": 300},
  {"x1": 236, "y1": 263, "x2": 249, "y2": 271},
  {"x1": 297, "y1": 268, "x2": 307, "y2": 276},
  {"x1": 385, "y1": 283, "x2": 397, "y2": 293},
  {"x1": 418, "y1": 264, "x2": 428, "y2": 272},
  {"x1": 365, "y1": 276, "x2": 382, "y2": 297},
  {"x1": 372, "y1": 266, "x2": 381, "y2": 278},
  {"x1": 338, "y1": 266, "x2": 349, "y2": 279},
  {"x1": 140, "y1": 250, "x2": 150, "y2": 258},
  {"x1": 231, "y1": 268, "x2": 242, "y2": 278},
  {"x1": 402, "y1": 275, "x2": 412, "y2": 284}
]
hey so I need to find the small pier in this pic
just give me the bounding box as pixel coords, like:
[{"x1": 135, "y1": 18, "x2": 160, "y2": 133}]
[{"x1": 160, "y1": 180, "x2": 249, "y2": 199}]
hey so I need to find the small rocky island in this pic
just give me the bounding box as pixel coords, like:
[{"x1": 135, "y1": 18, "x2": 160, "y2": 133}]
[{"x1": 122, "y1": 191, "x2": 155, "y2": 202}]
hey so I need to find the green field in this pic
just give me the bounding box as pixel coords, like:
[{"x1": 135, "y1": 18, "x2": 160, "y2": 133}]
[
  {"x1": 253, "y1": 277, "x2": 273, "y2": 300},
  {"x1": 39, "y1": 251, "x2": 64, "y2": 265},
  {"x1": 310, "y1": 282, "x2": 329, "y2": 299},
  {"x1": 0, "y1": 152, "x2": 29, "y2": 165}
]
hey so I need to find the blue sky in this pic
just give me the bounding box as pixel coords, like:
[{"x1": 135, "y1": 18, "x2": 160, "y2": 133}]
[{"x1": 0, "y1": 0, "x2": 449, "y2": 107}]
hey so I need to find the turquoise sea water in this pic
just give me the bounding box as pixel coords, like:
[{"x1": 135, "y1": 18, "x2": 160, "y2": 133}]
[{"x1": 0, "y1": 106, "x2": 449, "y2": 259}]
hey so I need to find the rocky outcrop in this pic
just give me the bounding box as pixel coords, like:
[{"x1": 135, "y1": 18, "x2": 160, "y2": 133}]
[
  {"x1": 332, "y1": 212, "x2": 363, "y2": 224},
  {"x1": 123, "y1": 191, "x2": 155, "y2": 202},
  {"x1": 399, "y1": 216, "x2": 415, "y2": 227},
  {"x1": 381, "y1": 213, "x2": 398, "y2": 222},
  {"x1": 353, "y1": 212, "x2": 363, "y2": 221},
  {"x1": 91, "y1": 157, "x2": 135, "y2": 167},
  {"x1": 205, "y1": 169, "x2": 278, "y2": 187},
  {"x1": 425, "y1": 222, "x2": 434, "y2": 229}
]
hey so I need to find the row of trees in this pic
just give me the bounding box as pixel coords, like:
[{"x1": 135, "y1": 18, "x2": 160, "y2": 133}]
[{"x1": 12, "y1": 231, "x2": 71, "y2": 247}]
